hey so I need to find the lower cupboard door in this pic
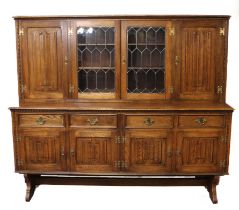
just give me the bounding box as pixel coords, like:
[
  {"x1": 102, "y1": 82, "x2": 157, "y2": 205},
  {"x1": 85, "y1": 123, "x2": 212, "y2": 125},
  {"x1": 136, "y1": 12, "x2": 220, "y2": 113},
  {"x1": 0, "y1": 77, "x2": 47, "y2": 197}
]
[
  {"x1": 70, "y1": 130, "x2": 118, "y2": 173},
  {"x1": 124, "y1": 130, "x2": 173, "y2": 173},
  {"x1": 176, "y1": 130, "x2": 227, "y2": 173},
  {"x1": 17, "y1": 130, "x2": 66, "y2": 172}
]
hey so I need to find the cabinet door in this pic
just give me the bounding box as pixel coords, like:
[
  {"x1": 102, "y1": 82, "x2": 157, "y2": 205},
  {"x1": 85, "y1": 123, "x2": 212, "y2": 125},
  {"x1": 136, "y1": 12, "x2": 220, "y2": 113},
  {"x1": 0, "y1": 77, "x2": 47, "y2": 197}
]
[
  {"x1": 175, "y1": 20, "x2": 226, "y2": 100},
  {"x1": 20, "y1": 20, "x2": 67, "y2": 99},
  {"x1": 176, "y1": 130, "x2": 226, "y2": 173},
  {"x1": 16, "y1": 130, "x2": 66, "y2": 172},
  {"x1": 121, "y1": 20, "x2": 172, "y2": 100},
  {"x1": 70, "y1": 20, "x2": 120, "y2": 99},
  {"x1": 70, "y1": 130, "x2": 118, "y2": 173},
  {"x1": 124, "y1": 130, "x2": 173, "y2": 173}
]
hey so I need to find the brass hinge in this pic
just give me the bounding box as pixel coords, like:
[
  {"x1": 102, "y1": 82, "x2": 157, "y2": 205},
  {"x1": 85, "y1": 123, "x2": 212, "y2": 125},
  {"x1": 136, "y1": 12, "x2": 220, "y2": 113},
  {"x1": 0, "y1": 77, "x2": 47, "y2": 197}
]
[
  {"x1": 69, "y1": 85, "x2": 75, "y2": 94},
  {"x1": 68, "y1": 28, "x2": 73, "y2": 36},
  {"x1": 219, "y1": 160, "x2": 226, "y2": 168},
  {"x1": 19, "y1": 28, "x2": 24, "y2": 36},
  {"x1": 115, "y1": 136, "x2": 126, "y2": 144},
  {"x1": 170, "y1": 86, "x2": 174, "y2": 94},
  {"x1": 175, "y1": 55, "x2": 180, "y2": 66},
  {"x1": 15, "y1": 136, "x2": 21, "y2": 142},
  {"x1": 219, "y1": 27, "x2": 225, "y2": 36},
  {"x1": 217, "y1": 85, "x2": 223, "y2": 94},
  {"x1": 21, "y1": 84, "x2": 26, "y2": 94},
  {"x1": 17, "y1": 159, "x2": 23, "y2": 166},
  {"x1": 114, "y1": 161, "x2": 128, "y2": 169},
  {"x1": 64, "y1": 56, "x2": 68, "y2": 65},
  {"x1": 220, "y1": 135, "x2": 227, "y2": 143},
  {"x1": 169, "y1": 27, "x2": 175, "y2": 36}
]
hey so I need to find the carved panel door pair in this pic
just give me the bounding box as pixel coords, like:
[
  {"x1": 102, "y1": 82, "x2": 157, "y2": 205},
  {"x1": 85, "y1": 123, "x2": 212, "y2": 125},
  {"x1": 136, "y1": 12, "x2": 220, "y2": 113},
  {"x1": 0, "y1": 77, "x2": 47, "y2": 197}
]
[
  {"x1": 125, "y1": 129, "x2": 226, "y2": 174},
  {"x1": 19, "y1": 19, "x2": 226, "y2": 102}
]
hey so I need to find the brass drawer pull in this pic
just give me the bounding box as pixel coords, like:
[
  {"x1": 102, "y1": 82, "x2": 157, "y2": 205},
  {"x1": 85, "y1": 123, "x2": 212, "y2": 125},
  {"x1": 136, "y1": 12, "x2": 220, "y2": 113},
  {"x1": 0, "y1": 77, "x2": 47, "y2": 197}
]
[
  {"x1": 36, "y1": 117, "x2": 46, "y2": 125},
  {"x1": 87, "y1": 118, "x2": 98, "y2": 126},
  {"x1": 144, "y1": 118, "x2": 154, "y2": 126},
  {"x1": 195, "y1": 117, "x2": 207, "y2": 125}
]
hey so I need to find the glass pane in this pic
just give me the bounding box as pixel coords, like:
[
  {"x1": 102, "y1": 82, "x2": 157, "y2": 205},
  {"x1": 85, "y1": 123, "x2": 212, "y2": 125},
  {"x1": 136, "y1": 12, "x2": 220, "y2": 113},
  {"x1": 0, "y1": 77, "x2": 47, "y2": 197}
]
[
  {"x1": 77, "y1": 27, "x2": 115, "y2": 93},
  {"x1": 127, "y1": 27, "x2": 166, "y2": 93}
]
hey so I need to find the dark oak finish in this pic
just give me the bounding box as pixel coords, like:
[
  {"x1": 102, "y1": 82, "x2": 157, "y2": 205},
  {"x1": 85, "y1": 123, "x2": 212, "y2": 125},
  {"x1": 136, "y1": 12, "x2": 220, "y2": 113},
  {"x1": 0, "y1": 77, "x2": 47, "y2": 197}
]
[{"x1": 10, "y1": 15, "x2": 233, "y2": 203}]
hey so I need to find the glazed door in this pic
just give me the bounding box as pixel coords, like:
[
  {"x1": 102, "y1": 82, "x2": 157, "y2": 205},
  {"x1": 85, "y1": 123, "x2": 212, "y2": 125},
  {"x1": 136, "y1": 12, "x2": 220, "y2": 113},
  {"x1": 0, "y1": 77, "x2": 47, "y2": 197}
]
[
  {"x1": 20, "y1": 20, "x2": 68, "y2": 99},
  {"x1": 124, "y1": 130, "x2": 173, "y2": 173},
  {"x1": 176, "y1": 130, "x2": 227, "y2": 173},
  {"x1": 121, "y1": 20, "x2": 172, "y2": 100},
  {"x1": 70, "y1": 130, "x2": 119, "y2": 173},
  {"x1": 175, "y1": 20, "x2": 226, "y2": 100},
  {"x1": 16, "y1": 129, "x2": 66, "y2": 172},
  {"x1": 70, "y1": 20, "x2": 120, "y2": 99}
]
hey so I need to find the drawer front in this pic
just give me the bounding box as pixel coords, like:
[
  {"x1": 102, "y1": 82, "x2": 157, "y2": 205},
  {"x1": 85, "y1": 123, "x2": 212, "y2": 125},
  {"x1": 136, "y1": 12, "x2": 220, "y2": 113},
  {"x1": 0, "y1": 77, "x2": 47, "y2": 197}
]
[
  {"x1": 126, "y1": 115, "x2": 174, "y2": 128},
  {"x1": 70, "y1": 114, "x2": 117, "y2": 128},
  {"x1": 19, "y1": 114, "x2": 64, "y2": 127},
  {"x1": 178, "y1": 115, "x2": 225, "y2": 128}
]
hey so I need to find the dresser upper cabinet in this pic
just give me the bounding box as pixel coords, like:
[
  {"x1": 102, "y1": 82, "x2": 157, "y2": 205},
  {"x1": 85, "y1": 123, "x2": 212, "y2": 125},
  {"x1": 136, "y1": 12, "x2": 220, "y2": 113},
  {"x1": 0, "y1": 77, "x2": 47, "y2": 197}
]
[
  {"x1": 16, "y1": 17, "x2": 228, "y2": 104},
  {"x1": 18, "y1": 20, "x2": 68, "y2": 100}
]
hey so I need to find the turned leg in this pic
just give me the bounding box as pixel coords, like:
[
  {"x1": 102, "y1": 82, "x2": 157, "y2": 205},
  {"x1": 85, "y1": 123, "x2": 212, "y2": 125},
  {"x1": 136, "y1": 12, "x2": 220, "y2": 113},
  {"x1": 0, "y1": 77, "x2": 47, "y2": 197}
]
[
  {"x1": 24, "y1": 174, "x2": 39, "y2": 202},
  {"x1": 207, "y1": 176, "x2": 220, "y2": 204}
]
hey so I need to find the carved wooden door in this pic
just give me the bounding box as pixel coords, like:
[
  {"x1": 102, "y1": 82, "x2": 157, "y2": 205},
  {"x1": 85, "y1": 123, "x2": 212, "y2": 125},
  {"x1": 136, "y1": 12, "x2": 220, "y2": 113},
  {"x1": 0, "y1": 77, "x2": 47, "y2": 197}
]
[
  {"x1": 124, "y1": 130, "x2": 173, "y2": 173},
  {"x1": 70, "y1": 130, "x2": 118, "y2": 173},
  {"x1": 176, "y1": 130, "x2": 226, "y2": 173},
  {"x1": 17, "y1": 129, "x2": 66, "y2": 171},
  {"x1": 175, "y1": 20, "x2": 226, "y2": 100},
  {"x1": 20, "y1": 20, "x2": 67, "y2": 99}
]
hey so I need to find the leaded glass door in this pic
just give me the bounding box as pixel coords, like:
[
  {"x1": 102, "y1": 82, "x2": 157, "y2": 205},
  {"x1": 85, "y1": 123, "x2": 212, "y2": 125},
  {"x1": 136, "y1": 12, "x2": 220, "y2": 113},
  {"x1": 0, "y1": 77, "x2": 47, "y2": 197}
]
[
  {"x1": 70, "y1": 20, "x2": 120, "y2": 99},
  {"x1": 121, "y1": 21, "x2": 172, "y2": 99}
]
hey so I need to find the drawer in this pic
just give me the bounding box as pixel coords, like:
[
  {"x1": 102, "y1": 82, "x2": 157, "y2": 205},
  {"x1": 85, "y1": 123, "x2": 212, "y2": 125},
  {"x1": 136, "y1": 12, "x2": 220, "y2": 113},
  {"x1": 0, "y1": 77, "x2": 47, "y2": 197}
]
[
  {"x1": 70, "y1": 114, "x2": 117, "y2": 128},
  {"x1": 126, "y1": 115, "x2": 174, "y2": 128},
  {"x1": 178, "y1": 115, "x2": 225, "y2": 128},
  {"x1": 18, "y1": 114, "x2": 64, "y2": 127}
]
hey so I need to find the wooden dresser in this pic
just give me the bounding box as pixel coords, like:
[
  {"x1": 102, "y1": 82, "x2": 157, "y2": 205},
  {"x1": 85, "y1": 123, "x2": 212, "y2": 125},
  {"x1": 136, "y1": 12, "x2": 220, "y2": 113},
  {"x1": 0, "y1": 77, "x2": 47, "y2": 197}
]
[{"x1": 10, "y1": 15, "x2": 233, "y2": 203}]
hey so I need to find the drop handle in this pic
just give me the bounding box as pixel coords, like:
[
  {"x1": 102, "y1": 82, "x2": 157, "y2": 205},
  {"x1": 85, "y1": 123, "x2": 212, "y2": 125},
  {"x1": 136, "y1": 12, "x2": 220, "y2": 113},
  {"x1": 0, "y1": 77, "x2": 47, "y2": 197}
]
[
  {"x1": 195, "y1": 117, "x2": 207, "y2": 125},
  {"x1": 144, "y1": 118, "x2": 154, "y2": 126},
  {"x1": 36, "y1": 117, "x2": 46, "y2": 125},
  {"x1": 87, "y1": 118, "x2": 98, "y2": 126}
]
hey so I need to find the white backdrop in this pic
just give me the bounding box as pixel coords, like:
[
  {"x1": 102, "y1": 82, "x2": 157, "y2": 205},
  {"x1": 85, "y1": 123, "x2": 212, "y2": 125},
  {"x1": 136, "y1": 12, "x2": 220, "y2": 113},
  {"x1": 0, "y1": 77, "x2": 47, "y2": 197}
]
[{"x1": 0, "y1": 0, "x2": 238, "y2": 209}]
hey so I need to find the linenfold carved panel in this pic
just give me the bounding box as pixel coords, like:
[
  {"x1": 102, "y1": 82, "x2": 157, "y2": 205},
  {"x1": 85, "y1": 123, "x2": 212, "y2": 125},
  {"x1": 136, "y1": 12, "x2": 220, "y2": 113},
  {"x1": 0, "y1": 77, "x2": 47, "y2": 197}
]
[
  {"x1": 181, "y1": 137, "x2": 218, "y2": 165},
  {"x1": 131, "y1": 137, "x2": 166, "y2": 165},
  {"x1": 180, "y1": 28, "x2": 216, "y2": 99},
  {"x1": 75, "y1": 137, "x2": 112, "y2": 165},
  {"x1": 25, "y1": 136, "x2": 59, "y2": 164},
  {"x1": 27, "y1": 28, "x2": 62, "y2": 92}
]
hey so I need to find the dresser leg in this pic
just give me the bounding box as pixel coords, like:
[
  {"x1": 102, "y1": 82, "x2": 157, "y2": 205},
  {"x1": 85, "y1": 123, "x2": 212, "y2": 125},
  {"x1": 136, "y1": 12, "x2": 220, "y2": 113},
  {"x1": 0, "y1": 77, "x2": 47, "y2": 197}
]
[
  {"x1": 24, "y1": 174, "x2": 39, "y2": 202},
  {"x1": 206, "y1": 176, "x2": 220, "y2": 204}
]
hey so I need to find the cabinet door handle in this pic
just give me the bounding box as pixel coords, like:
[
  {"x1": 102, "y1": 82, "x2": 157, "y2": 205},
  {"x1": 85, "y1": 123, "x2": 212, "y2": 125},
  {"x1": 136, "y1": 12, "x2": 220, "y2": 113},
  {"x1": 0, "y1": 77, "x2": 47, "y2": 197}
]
[
  {"x1": 36, "y1": 117, "x2": 46, "y2": 125},
  {"x1": 61, "y1": 147, "x2": 65, "y2": 156},
  {"x1": 195, "y1": 117, "x2": 207, "y2": 125},
  {"x1": 144, "y1": 118, "x2": 154, "y2": 126},
  {"x1": 70, "y1": 149, "x2": 75, "y2": 156},
  {"x1": 87, "y1": 118, "x2": 98, "y2": 126}
]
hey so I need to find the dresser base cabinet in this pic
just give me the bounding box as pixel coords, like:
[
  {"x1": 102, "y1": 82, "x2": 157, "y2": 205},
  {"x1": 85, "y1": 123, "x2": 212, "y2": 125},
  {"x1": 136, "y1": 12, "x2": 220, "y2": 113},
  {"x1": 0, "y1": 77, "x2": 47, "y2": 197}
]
[{"x1": 10, "y1": 108, "x2": 232, "y2": 203}]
